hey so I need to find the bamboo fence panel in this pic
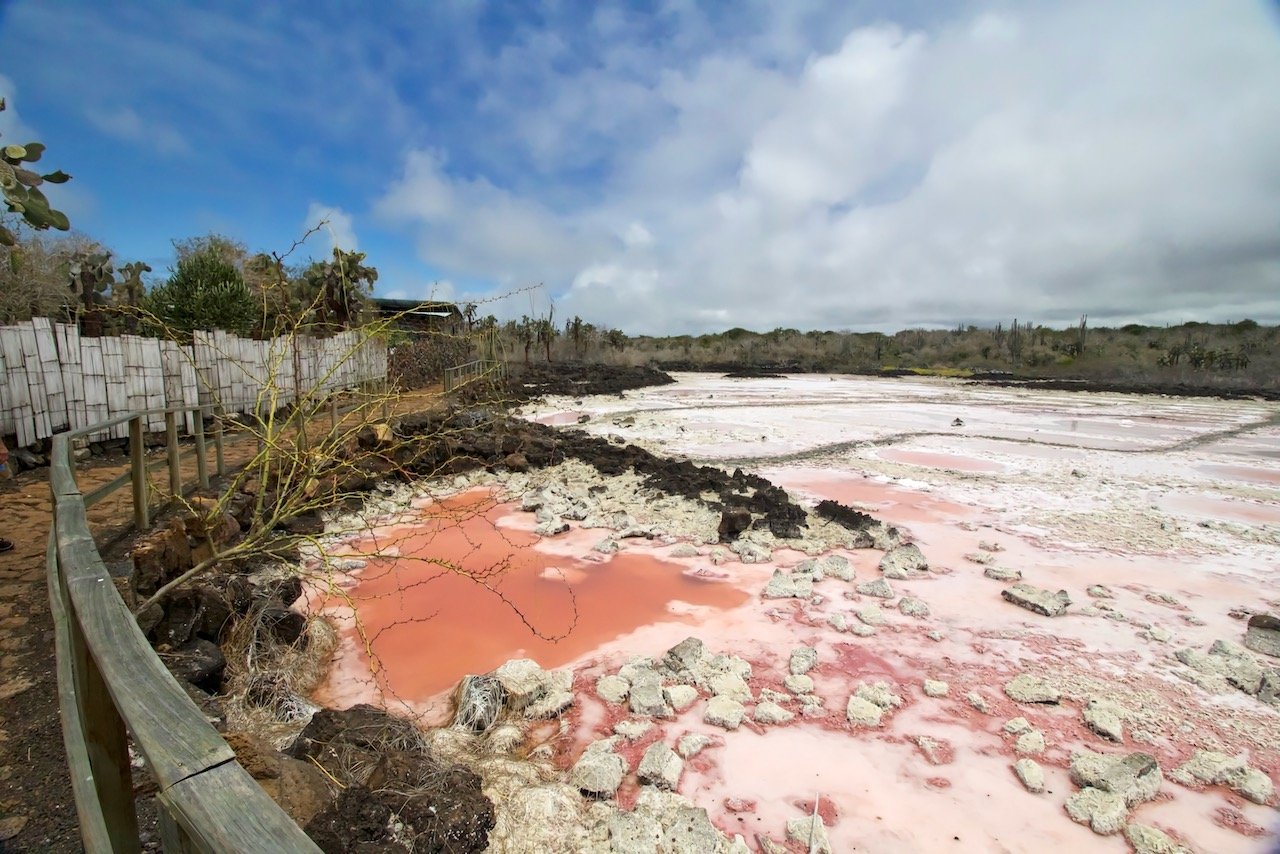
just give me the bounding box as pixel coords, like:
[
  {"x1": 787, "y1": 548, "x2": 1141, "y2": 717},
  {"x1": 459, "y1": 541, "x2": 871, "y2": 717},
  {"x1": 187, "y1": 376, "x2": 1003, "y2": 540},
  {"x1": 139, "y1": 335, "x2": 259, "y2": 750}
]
[{"x1": 0, "y1": 320, "x2": 386, "y2": 446}]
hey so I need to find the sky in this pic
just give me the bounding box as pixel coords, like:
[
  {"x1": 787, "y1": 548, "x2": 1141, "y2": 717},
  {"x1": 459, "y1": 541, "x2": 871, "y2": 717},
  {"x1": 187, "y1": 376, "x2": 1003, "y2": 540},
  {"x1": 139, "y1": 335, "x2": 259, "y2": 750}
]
[{"x1": 1, "y1": 0, "x2": 1279, "y2": 334}]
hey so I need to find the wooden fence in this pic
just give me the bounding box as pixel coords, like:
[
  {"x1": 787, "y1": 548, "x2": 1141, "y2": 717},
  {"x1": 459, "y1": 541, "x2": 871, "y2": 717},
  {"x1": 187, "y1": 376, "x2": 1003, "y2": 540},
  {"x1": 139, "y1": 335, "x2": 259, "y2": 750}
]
[
  {"x1": 48, "y1": 402, "x2": 323, "y2": 852},
  {"x1": 442, "y1": 359, "x2": 507, "y2": 393},
  {"x1": 1, "y1": 319, "x2": 387, "y2": 447}
]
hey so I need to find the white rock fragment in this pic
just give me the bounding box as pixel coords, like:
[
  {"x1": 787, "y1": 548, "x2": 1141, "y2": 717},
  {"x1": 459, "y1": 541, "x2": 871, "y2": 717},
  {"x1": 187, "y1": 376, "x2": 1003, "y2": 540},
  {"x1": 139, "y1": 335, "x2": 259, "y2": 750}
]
[
  {"x1": 966, "y1": 691, "x2": 991, "y2": 714},
  {"x1": 785, "y1": 674, "x2": 814, "y2": 695},
  {"x1": 494, "y1": 659, "x2": 550, "y2": 711},
  {"x1": 1171, "y1": 750, "x2": 1274, "y2": 804},
  {"x1": 1014, "y1": 758, "x2": 1045, "y2": 793},
  {"x1": 786, "y1": 816, "x2": 833, "y2": 854},
  {"x1": 595, "y1": 674, "x2": 630, "y2": 705},
  {"x1": 754, "y1": 701, "x2": 795, "y2": 725},
  {"x1": 1015, "y1": 730, "x2": 1046, "y2": 755},
  {"x1": 525, "y1": 689, "x2": 573, "y2": 719},
  {"x1": 855, "y1": 578, "x2": 895, "y2": 599},
  {"x1": 1071, "y1": 751, "x2": 1163, "y2": 806},
  {"x1": 704, "y1": 696, "x2": 746, "y2": 730},
  {"x1": 899, "y1": 596, "x2": 930, "y2": 618},
  {"x1": 571, "y1": 739, "x2": 626, "y2": 797},
  {"x1": 923, "y1": 679, "x2": 950, "y2": 698},
  {"x1": 1065, "y1": 787, "x2": 1128, "y2": 835},
  {"x1": 855, "y1": 681, "x2": 903, "y2": 709},
  {"x1": 1004, "y1": 674, "x2": 1061, "y2": 704},
  {"x1": 846, "y1": 696, "x2": 884, "y2": 727},
  {"x1": 789, "y1": 646, "x2": 818, "y2": 676},
  {"x1": 856, "y1": 606, "x2": 885, "y2": 626},
  {"x1": 1003, "y1": 717, "x2": 1032, "y2": 735},
  {"x1": 1125, "y1": 824, "x2": 1191, "y2": 854},
  {"x1": 763, "y1": 569, "x2": 812, "y2": 600},
  {"x1": 820, "y1": 554, "x2": 854, "y2": 581},
  {"x1": 677, "y1": 733, "x2": 711, "y2": 759},
  {"x1": 614, "y1": 719, "x2": 654, "y2": 741},
  {"x1": 708, "y1": 672, "x2": 752, "y2": 702},
  {"x1": 1083, "y1": 699, "x2": 1125, "y2": 742},
  {"x1": 664, "y1": 684, "x2": 699, "y2": 712},
  {"x1": 879, "y1": 543, "x2": 928, "y2": 579},
  {"x1": 629, "y1": 672, "x2": 674, "y2": 718},
  {"x1": 1002, "y1": 583, "x2": 1071, "y2": 617},
  {"x1": 637, "y1": 741, "x2": 684, "y2": 790}
]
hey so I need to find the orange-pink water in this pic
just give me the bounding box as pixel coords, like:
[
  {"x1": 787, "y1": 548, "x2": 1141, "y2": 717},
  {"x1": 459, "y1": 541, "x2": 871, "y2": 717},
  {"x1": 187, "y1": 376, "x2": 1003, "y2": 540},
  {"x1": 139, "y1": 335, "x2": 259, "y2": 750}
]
[{"x1": 309, "y1": 491, "x2": 748, "y2": 707}]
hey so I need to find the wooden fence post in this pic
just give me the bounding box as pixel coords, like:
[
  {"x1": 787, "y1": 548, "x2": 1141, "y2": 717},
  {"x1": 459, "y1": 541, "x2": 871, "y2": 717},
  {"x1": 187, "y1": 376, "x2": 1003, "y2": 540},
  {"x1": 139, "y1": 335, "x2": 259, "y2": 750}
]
[
  {"x1": 329, "y1": 396, "x2": 338, "y2": 432},
  {"x1": 212, "y1": 410, "x2": 225, "y2": 477},
  {"x1": 192, "y1": 407, "x2": 208, "y2": 489},
  {"x1": 66, "y1": 579, "x2": 140, "y2": 851},
  {"x1": 165, "y1": 411, "x2": 181, "y2": 500},
  {"x1": 128, "y1": 415, "x2": 148, "y2": 530}
]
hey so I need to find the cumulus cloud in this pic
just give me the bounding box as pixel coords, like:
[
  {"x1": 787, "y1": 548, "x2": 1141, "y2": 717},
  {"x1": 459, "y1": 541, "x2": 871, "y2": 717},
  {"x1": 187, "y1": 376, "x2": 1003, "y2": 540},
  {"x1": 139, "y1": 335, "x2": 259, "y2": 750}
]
[
  {"x1": 377, "y1": 150, "x2": 611, "y2": 288},
  {"x1": 304, "y1": 202, "x2": 358, "y2": 253},
  {"x1": 387, "y1": 1, "x2": 1280, "y2": 333}
]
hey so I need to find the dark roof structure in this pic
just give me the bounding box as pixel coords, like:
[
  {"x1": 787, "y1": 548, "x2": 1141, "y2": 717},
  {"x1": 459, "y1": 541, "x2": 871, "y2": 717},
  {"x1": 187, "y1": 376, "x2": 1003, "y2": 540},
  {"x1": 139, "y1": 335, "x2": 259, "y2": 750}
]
[{"x1": 370, "y1": 298, "x2": 463, "y2": 332}]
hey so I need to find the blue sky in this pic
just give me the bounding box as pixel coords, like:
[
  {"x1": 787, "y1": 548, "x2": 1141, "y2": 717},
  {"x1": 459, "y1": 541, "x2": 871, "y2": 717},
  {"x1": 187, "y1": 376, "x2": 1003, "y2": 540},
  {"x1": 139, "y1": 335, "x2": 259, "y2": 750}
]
[{"x1": 2, "y1": 1, "x2": 1279, "y2": 333}]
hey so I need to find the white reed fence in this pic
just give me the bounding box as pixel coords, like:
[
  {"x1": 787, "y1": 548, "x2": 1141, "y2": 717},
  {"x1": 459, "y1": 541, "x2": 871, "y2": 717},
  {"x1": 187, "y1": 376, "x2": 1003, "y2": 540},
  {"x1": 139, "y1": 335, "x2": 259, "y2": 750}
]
[{"x1": 0, "y1": 318, "x2": 387, "y2": 446}]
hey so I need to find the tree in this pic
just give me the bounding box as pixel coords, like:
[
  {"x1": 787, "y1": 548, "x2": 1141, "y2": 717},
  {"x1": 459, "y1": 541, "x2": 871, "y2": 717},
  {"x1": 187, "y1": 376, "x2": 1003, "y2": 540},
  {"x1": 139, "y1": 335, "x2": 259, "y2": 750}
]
[
  {"x1": 0, "y1": 232, "x2": 75, "y2": 323},
  {"x1": 516, "y1": 316, "x2": 535, "y2": 364},
  {"x1": 568, "y1": 315, "x2": 585, "y2": 357},
  {"x1": 144, "y1": 246, "x2": 257, "y2": 340},
  {"x1": 173, "y1": 233, "x2": 248, "y2": 270}
]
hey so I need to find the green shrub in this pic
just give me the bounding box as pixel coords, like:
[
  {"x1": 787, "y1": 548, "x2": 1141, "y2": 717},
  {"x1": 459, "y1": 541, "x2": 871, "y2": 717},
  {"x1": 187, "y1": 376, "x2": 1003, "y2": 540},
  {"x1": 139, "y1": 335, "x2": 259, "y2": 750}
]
[{"x1": 144, "y1": 249, "x2": 256, "y2": 340}]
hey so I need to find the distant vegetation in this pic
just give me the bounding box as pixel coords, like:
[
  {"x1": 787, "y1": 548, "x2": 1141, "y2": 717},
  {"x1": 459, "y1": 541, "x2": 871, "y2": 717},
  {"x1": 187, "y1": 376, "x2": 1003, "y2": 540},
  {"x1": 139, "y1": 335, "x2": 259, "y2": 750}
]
[{"x1": 492, "y1": 315, "x2": 1279, "y2": 393}]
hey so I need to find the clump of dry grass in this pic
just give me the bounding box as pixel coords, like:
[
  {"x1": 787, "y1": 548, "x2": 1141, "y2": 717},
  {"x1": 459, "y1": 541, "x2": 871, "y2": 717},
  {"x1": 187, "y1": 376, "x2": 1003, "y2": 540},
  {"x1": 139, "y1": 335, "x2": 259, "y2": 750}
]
[{"x1": 220, "y1": 600, "x2": 339, "y2": 748}]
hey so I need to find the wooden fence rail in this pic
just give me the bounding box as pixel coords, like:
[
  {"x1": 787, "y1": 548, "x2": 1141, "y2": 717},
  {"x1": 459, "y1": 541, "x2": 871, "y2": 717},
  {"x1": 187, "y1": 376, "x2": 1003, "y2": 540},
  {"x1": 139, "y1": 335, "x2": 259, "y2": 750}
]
[
  {"x1": 48, "y1": 401, "x2": 328, "y2": 852},
  {"x1": 442, "y1": 359, "x2": 507, "y2": 393},
  {"x1": 1, "y1": 319, "x2": 387, "y2": 447}
]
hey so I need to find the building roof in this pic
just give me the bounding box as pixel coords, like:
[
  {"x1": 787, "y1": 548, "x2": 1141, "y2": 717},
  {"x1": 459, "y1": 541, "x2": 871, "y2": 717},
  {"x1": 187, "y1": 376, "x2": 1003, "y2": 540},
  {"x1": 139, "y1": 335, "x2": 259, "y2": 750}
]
[{"x1": 370, "y1": 298, "x2": 461, "y2": 318}]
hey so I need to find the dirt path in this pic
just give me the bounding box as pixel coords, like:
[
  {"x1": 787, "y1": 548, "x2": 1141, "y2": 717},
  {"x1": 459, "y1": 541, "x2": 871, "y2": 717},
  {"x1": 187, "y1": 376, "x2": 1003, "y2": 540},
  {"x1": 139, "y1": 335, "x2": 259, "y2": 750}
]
[{"x1": 0, "y1": 387, "x2": 444, "y2": 851}]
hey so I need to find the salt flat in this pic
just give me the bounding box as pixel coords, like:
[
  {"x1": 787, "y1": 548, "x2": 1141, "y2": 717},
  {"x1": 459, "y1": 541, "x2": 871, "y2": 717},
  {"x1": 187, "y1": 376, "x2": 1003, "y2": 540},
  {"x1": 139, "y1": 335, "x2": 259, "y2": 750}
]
[{"x1": 314, "y1": 373, "x2": 1280, "y2": 851}]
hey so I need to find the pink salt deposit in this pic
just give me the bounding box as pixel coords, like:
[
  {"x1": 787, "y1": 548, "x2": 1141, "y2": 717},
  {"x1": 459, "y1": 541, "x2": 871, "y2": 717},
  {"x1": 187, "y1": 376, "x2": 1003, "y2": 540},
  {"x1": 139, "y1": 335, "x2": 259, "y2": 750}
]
[{"x1": 309, "y1": 374, "x2": 1280, "y2": 851}]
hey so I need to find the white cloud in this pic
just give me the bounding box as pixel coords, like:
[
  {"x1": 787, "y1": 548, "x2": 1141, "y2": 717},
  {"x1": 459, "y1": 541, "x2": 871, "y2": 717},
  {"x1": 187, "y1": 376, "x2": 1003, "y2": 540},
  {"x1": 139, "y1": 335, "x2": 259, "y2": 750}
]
[
  {"x1": 0, "y1": 74, "x2": 37, "y2": 141},
  {"x1": 86, "y1": 106, "x2": 190, "y2": 155},
  {"x1": 379, "y1": 1, "x2": 1280, "y2": 333},
  {"x1": 377, "y1": 150, "x2": 610, "y2": 287},
  {"x1": 303, "y1": 202, "x2": 358, "y2": 253}
]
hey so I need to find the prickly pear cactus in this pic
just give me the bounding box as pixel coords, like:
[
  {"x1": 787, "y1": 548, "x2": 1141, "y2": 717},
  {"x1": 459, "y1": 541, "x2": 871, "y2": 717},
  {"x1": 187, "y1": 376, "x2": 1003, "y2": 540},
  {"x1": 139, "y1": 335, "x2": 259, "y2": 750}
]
[
  {"x1": 69, "y1": 251, "x2": 114, "y2": 337},
  {"x1": 0, "y1": 98, "x2": 72, "y2": 246}
]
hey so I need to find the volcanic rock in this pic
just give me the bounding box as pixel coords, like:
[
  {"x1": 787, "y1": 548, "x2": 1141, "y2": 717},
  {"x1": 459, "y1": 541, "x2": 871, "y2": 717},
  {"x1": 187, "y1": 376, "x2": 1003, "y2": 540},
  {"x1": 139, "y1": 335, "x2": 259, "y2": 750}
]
[{"x1": 1244, "y1": 613, "x2": 1280, "y2": 658}]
